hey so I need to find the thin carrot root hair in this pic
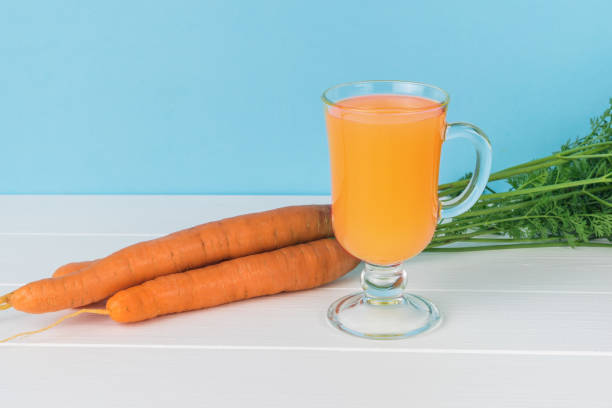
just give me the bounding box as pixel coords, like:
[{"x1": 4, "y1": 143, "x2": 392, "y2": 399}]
[{"x1": 0, "y1": 308, "x2": 109, "y2": 343}]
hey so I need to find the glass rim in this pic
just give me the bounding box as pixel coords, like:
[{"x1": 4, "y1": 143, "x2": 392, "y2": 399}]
[{"x1": 321, "y1": 80, "x2": 450, "y2": 114}]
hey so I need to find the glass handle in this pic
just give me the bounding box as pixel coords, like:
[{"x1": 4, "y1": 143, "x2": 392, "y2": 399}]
[{"x1": 440, "y1": 122, "x2": 493, "y2": 219}]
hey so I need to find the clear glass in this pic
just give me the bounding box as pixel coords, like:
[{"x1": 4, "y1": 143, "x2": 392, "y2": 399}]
[{"x1": 322, "y1": 80, "x2": 492, "y2": 339}]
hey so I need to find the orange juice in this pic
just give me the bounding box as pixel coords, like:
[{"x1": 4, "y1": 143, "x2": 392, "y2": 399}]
[{"x1": 325, "y1": 94, "x2": 446, "y2": 265}]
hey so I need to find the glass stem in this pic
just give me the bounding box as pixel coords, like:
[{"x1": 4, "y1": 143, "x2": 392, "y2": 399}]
[{"x1": 361, "y1": 263, "x2": 406, "y2": 304}]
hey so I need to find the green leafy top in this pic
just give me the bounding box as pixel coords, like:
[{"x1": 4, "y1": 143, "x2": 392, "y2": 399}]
[{"x1": 429, "y1": 100, "x2": 612, "y2": 251}]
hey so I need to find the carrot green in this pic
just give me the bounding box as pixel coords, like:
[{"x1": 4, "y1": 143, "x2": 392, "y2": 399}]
[{"x1": 429, "y1": 100, "x2": 612, "y2": 252}]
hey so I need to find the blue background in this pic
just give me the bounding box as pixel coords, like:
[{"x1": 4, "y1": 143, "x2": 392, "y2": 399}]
[{"x1": 1, "y1": 0, "x2": 611, "y2": 194}]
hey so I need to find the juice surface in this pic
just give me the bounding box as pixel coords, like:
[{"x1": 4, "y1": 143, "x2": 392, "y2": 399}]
[{"x1": 325, "y1": 94, "x2": 446, "y2": 265}]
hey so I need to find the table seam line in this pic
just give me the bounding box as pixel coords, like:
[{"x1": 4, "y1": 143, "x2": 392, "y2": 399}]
[{"x1": 1, "y1": 343, "x2": 612, "y2": 356}]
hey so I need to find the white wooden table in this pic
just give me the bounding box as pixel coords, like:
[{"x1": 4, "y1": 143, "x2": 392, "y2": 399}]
[{"x1": 1, "y1": 195, "x2": 611, "y2": 407}]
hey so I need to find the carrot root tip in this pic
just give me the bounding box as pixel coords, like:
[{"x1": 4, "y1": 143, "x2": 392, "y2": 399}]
[{"x1": 0, "y1": 293, "x2": 12, "y2": 311}]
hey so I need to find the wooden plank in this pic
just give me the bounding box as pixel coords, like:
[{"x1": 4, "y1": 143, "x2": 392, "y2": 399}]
[
  {"x1": 0, "y1": 195, "x2": 330, "y2": 234},
  {"x1": 1, "y1": 234, "x2": 610, "y2": 292},
  {"x1": 1, "y1": 347, "x2": 610, "y2": 407},
  {"x1": 0, "y1": 235, "x2": 143, "y2": 284},
  {"x1": 1, "y1": 287, "x2": 612, "y2": 353}
]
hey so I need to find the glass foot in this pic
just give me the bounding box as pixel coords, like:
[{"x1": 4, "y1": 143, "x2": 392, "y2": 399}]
[{"x1": 327, "y1": 292, "x2": 441, "y2": 340}]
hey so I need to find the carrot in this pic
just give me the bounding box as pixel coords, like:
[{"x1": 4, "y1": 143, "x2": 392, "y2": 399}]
[
  {"x1": 5, "y1": 205, "x2": 333, "y2": 314},
  {"x1": 53, "y1": 260, "x2": 97, "y2": 278},
  {"x1": 106, "y1": 238, "x2": 358, "y2": 322},
  {"x1": 0, "y1": 239, "x2": 359, "y2": 341}
]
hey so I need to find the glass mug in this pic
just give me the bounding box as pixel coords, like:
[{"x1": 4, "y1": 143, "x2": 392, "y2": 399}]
[{"x1": 322, "y1": 80, "x2": 492, "y2": 339}]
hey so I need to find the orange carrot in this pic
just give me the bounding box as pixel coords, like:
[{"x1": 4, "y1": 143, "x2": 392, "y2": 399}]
[
  {"x1": 53, "y1": 260, "x2": 97, "y2": 278},
  {"x1": 0, "y1": 239, "x2": 359, "y2": 341},
  {"x1": 106, "y1": 238, "x2": 359, "y2": 322},
  {"x1": 6, "y1": 205, "x2": 333, "y2": 314}
]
